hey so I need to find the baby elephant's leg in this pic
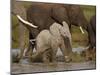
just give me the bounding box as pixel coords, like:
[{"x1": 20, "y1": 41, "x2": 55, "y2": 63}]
[
  {"x1": 32, "y1": 44, "x2": 49, "y2": 62},
  {"x1": 42, "y1": 49, "x2": 51, "y2": 63},
  {"x1": 51, "y1": 47, "x2": 57, "y2": 63}
]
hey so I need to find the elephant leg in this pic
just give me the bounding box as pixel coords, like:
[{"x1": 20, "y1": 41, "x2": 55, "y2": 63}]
[
  {"x1": 60, "y1": 40, "x2": 72, "y2": 62},
  {"x1": 24, "y1": 42, "x2": 35, "y2": 62},
  {"x1": 50, "y1": 40, "x2": 58, "y2": 63},
  {"x1": 65, "y1": 36, "x2": 72, "y2": 56},
  {"x1": 29, "y1": 43, "x2": 35, "y2": 57},
  {"x1": 25, "y1": 42, "x2": 33, "y2": 56},
  {"x1": 51, "y1": 48, "x2": 57, "y2": 63},
  {"x1": 42, "y1": 50, "x2": 51, "y2": 63},
  {"x1": 17, "y1": 43, "x2": 26, "y2": 61},
  {"x1": 31, "y1": 46, "x2": 50, "y2": 62}
]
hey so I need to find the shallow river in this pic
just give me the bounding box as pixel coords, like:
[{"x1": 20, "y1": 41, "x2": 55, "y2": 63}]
[
  {"x1": 11, "y1": 47, "x2": 95, "y2": 74},
  {"x1": 12, "y1": 61, "x2": 96, "y2": 74}
]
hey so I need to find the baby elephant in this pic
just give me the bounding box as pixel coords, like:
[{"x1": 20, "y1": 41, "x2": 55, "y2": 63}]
[{"x1": 32, "y1": 21, "x2": 72, "y2": 63}]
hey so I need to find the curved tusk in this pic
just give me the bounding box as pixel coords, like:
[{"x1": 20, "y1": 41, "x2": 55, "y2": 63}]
[
  {"x1": 16, "y1": 15, "x2": 38, "y2": 28},
  {"x1": 80, "y1": 26, "x2": 85, "y2": 34}
]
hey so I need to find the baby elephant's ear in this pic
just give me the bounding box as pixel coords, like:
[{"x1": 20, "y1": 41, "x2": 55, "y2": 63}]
[{"x1": 62, "y1": 21, "x2": 69, "y2": 28}]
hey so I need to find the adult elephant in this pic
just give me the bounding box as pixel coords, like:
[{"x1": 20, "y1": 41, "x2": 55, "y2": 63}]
[
  {"x1": 14, "y1": 2, "x2": 95, "y2": 61},
  {"x1": 32, "y1": 22, "x2": 72, "y2": 63},
  {"x1": 23, "y1": 3, "x2": 83, "y2": 55},
  {"x1": 51, "y1": 4, "x2": 95, "y2": 49},
  {"x1": 24, "y1": 3, "x2": 95, "y2": 57}
]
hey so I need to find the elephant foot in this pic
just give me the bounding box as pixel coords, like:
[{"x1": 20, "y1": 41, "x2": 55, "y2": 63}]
[
  {"x1": 65, "y1": 58, "x2": 72, "y2": 63},
  {"x1": 43, "y1": 57, "x2": 50, "y2": 63},
  {"x1": 65, "y1": 56, "x2": 72, "y2": 63},
  {"x1": 43, "y1": 50, "x2": 51, "y2": 63},
  {"x1": 52, "y1": 59, "x2": 57, "y2": 65}
]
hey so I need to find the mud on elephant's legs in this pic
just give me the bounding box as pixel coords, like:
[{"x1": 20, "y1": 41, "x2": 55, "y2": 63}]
[
  {"x1": 31, "y1": 47, "x2": 50, "y2": 62},
  {"x1": 42, "y1": 49, "x2": 51, "y2": 63},
  {"x1": 51, "y1": 48, "x2": 57, "y2": 63}
]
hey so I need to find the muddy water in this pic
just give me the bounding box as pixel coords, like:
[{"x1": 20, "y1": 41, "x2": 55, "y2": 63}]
[
  {"x1": 12, "y1": 47, "x2": 88, "y2": 60},
  {"x1": 12, "y1": 61, "x2": 96, "y2": 74},
  {"x1": 11, "y1": 47, "x2": 95, "y2": 74}
]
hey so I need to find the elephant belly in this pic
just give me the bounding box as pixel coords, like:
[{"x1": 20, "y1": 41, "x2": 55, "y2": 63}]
[{"x1": 36, "y1": 30, "x2": 52, "y2": 51}]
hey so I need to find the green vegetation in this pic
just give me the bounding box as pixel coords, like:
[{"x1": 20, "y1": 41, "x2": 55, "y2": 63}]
[
  {"x1": 12, "y1": 15, "x2": 19, "y2": 48},
  {"x1": 81, "y1": 5, "x2": 96, "y2": 21}
]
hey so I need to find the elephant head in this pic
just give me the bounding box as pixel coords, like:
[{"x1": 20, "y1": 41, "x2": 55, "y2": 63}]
[
  {"x1": 64, "y1": 4, "x2": 96, "y2": 48},
  {"x1": 52, "y1": 4, "x2": 85, "y2": 34}
]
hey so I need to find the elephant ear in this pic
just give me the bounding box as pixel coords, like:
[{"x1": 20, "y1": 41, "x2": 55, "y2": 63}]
[
  {"x1": 59, "y1": 26, "x2": 66, "y2": 37},
  {"x1": 60, "y1": 21, "x2": 72, "y2": 44},
  {"x1": 50, "y1": 22, "x2": 65, "y2": 35},
  {"x1": 62, "y1": 21, "x2": 70, "y2": 31},
  {"x1": 62, "y1": 21, "x2": 71, "y2": 37}
]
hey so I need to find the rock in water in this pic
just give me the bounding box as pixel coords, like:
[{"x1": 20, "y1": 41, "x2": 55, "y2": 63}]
[{"x1": 12, "y1": 49, "x2": 20, "y2": 62}]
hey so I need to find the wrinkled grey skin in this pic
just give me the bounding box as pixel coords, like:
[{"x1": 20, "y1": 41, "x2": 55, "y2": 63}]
[{"x1": 32, "y1": 22, "x2": 72, "y2": 63}]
